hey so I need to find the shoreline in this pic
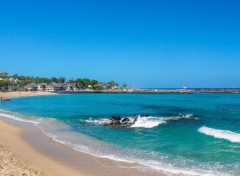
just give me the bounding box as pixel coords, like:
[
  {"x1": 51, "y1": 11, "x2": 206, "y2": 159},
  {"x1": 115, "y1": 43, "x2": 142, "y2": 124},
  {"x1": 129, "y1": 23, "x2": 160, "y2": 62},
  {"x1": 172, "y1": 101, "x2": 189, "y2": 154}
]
[
  {"x1": 0, "y1": 118, "x2": 86, "y2": 176},
  {"x1": 0, "y1": 91, "x2": 57, "y2": 99},
  {"x1": 0, "y1": 115, "x2": 164, "y2": 176}
]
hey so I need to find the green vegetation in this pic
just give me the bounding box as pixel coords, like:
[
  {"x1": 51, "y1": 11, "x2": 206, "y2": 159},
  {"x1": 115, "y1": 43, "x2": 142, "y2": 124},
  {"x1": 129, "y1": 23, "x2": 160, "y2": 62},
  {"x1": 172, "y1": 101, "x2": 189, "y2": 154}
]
[
  {"x1": 0, "y1": 72, "x2": 127, "y2": 91},
  {"x1": 122, "y1": 83, "x2": 127, "y2": 88}
]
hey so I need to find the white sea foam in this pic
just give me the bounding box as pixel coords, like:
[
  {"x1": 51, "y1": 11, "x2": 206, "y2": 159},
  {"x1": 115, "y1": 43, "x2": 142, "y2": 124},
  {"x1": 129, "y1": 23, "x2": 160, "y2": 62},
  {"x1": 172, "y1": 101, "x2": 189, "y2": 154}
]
[
  {"x1": 39, "y1": 126, "x2": 213, "y2": 176},
  {"x1": 130, "y1": 116, "x2": 166, "y2": 128},
  {"x1": 130, "y1": 114, "x2": 196, "y2": 128},
  {"x1": 85, "y1": 118, "x2": 111, "y2": 125},
  {"x1": 0, "y1": 111, "x2": 39, "y2": 125},
  {"x1": 86, "y1": 114, "x2": 197, "y2": 129},
  {"x1": 44, "y1": 135, "x2": 223, "y2": 176},
  {"x1": 199, "y1": 126, "x2": 240, "y2": 143}
]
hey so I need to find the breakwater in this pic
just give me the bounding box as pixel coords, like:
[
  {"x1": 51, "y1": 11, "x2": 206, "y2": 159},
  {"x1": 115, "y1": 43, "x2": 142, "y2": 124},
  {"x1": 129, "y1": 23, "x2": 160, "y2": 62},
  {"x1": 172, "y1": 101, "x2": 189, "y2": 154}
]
[{"x1": 59, "y1": 88, "x2": 240, "y2": 94}]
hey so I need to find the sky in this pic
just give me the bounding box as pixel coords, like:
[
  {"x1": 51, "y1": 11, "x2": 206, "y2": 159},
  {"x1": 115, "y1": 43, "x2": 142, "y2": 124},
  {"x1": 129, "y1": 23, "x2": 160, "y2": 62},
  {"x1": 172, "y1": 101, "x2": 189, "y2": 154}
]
[{"x1": 0, "y1": 0, "x2": 240, "y2": 88}]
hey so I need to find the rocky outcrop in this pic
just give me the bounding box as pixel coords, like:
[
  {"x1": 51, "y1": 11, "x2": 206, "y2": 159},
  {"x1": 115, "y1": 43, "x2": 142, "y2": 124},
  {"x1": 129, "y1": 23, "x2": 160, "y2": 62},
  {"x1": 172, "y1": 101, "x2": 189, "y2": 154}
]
[{"x1": 103, "y1": 116, "x2": 138, "y2": 128}]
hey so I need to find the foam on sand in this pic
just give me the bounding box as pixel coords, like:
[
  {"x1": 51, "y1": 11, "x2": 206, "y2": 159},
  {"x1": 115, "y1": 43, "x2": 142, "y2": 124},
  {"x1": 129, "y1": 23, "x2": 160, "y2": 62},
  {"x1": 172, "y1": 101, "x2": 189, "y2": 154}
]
[{"x1": 199, "y1": 126, "x2": 240, "y2": 143}]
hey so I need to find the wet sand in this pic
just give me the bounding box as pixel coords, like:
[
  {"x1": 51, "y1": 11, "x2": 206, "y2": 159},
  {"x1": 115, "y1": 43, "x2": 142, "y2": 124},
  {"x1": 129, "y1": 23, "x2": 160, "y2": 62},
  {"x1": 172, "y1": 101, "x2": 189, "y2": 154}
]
[{"x1": 0, "y1": 117, "x2": 164, "y2": 176}]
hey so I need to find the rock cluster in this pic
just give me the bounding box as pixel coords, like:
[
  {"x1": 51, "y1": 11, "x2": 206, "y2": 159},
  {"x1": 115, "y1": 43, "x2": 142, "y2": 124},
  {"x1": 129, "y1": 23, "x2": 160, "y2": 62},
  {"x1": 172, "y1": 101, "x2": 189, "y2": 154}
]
[{"x1": 103, "y1": 116, "x2": 138, "y2": 128}]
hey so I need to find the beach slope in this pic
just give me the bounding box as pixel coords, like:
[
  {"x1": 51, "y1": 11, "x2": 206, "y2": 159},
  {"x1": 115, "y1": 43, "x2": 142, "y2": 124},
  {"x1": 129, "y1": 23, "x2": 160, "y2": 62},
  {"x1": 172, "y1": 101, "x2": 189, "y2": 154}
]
[{"x1": 0, "y1": 119, "x2": 86, "y2": 176}]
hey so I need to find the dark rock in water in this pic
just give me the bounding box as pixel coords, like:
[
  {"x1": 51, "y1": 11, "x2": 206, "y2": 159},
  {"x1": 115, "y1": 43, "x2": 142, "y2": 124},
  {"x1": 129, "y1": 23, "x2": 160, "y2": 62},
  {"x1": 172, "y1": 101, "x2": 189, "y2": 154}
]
[
  {"x1": 110, "y1": 116, "x2": 122, "y2": 121},
  {"x1": 121, "y1": 118, "x2": 129, "y2": 123},
  {"x1": 103, "y1": 116, "x2": 138, "y2": 128}
]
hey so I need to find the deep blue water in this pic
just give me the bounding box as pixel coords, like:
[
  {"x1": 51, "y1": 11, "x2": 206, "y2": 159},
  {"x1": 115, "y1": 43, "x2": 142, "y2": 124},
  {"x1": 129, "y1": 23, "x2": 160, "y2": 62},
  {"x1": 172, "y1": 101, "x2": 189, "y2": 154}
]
[{"x1": 1, "y1": 93, "x2": 240, "y2": 175}]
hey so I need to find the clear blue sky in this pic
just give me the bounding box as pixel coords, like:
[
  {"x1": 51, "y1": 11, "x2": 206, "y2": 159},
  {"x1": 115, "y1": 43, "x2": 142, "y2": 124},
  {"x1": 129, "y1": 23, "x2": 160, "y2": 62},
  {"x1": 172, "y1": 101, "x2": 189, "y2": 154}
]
[{"x1": 0, "y1": 0, "x2": 240, "y2": 88}]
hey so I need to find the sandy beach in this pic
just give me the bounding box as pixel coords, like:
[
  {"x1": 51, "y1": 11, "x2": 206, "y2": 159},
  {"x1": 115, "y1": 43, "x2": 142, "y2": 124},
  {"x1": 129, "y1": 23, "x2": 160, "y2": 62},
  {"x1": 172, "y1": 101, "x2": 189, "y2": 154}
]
[
  {"x1": 0, "y1": 91, "x2": 57, "y2": 99},
  {"x1": 0, "y1": 116, "x2": 163, "y2": 176},
  {"x1": 0, "y1": 119, "x2": 87, "y2": 176}
]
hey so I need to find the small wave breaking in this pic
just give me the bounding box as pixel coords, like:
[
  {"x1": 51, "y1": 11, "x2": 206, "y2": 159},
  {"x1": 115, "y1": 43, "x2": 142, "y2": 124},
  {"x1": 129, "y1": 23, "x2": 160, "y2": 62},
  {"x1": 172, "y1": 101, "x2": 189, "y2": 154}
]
[
  {"x1": 198, "y1": 126, "x2": 240, "y2": 143},
  {"x1": 85, "y1": 114, "x2": 197, "y2": 129},
  {"x1": 130, "y1": 116, "x2": 166, "y2": 128},
  {"x1": 0, "y1": 111, "x2": 39, "y2": 125}
]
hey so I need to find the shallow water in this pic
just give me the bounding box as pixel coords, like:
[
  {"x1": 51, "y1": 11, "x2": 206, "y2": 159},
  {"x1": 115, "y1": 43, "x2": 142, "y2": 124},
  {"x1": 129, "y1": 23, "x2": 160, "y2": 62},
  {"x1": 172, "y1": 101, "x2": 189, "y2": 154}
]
[{"x1": 1, "y1": 93, "x2": 240, "y2": 175}]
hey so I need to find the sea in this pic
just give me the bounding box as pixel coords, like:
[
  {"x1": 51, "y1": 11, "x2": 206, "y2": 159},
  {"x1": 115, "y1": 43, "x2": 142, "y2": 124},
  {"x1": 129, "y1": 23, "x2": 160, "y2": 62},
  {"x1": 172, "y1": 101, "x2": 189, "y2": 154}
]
[{"x1": 0, "y1": 93, "x2": 240, "y2": 176}]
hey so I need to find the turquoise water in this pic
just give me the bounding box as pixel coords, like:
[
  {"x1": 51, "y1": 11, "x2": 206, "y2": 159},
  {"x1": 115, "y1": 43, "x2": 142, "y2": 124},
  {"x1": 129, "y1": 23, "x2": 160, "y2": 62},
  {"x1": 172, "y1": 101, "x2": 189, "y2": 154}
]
[{"x1": 1, "y1": 93, "x2": 240, "y2": 175}]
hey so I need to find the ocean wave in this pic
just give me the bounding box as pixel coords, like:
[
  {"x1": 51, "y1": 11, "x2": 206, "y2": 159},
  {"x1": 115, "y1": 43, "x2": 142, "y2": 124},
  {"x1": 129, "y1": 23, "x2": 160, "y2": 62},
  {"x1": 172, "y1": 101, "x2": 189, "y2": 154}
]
[
  {"x1": 0, "y1": 111, "x2": 39, "y2": 125},
  {"x1": 198, "y1": 126, "x2": 240, "y2": 143},
  {"x1": 36, "y1": 122, "x2": 216, "y2": 176},
  {"x1": 130, "y1": 116, "x2": 166, "y2": 128},
  {"x1": 85, "y1": 114, "x2": 197, "y2": 129},
  {"x1": 39, "y1": 130, "x2": 224, "y2": 176}
]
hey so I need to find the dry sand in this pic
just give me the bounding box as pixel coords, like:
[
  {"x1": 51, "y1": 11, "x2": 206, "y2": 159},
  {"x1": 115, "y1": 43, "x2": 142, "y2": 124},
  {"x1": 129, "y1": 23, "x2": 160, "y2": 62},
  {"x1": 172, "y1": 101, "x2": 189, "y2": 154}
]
[
  {"x1": 0, "y1": 119, "x2": 87, "y2": 176},
  {"x1": 0, "y1": 91, "x2": 56, "y2": 99},
  {"x1": 0, "y1": 144, "x2": 43, "y2": 176}
]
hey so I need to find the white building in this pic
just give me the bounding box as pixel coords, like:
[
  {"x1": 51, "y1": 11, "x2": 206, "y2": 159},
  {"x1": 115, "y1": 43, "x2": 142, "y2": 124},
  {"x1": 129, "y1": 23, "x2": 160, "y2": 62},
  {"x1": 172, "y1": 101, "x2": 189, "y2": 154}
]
[
  {"x1": 9, "y1": 78, "x2": 19, "y2": 83},
  {"x1": 66, "y1": 84, "x2": 74, "y2": 91}
]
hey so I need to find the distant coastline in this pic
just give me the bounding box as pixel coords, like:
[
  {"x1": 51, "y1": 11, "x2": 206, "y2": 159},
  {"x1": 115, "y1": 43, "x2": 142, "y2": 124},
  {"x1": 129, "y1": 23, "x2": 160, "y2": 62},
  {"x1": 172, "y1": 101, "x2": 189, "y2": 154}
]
[
  {"x1": 1, "y1": 72, "x2": 240, "y2": 95},
  {"x1": 1, "y1": 88, "x2": 240, "y2": 100},
  {"x1": 58, "y1": 88, "x2": 240, "y2": 94}
]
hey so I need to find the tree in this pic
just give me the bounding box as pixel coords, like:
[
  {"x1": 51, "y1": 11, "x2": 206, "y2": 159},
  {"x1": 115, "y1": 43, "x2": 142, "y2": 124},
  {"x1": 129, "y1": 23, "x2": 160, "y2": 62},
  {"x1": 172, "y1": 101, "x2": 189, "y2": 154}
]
[
  {"x1": 76, "y1": 78, "x2": 82, "y2": 83},
  {"x1": 40, "y1": 78, "x2": 51, "y2": 84},
  {"x1": 82, "y1": 78, "x2": 91, "y2": 87},
  {"x1": 122, "y1": 83, "x2": 127, "y2": 88},
  {"x1": 90, "y1": 80, "x2": 98, "y2": 86},
  {"x1": 107, "y1": 81, "x2": 118, "y2": 89},
  {"x1": 68, "y1": 79, "x2": 76, "y2": 83},
  {"x1": 19, "y1": 79, "x2": 31, "y2": 87},
  {"x1": 0, "y1": 80, "x2": 9, "y2": 91},
  {"x1": 58, "y1": 77, "x2": 66, "y2": 84},
  {"x1": 51, "y1": 77, "x2": 58, "y2": 83},
  {"x1": 90, "y1": 80, "x2": 99, "y2": 90}
]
